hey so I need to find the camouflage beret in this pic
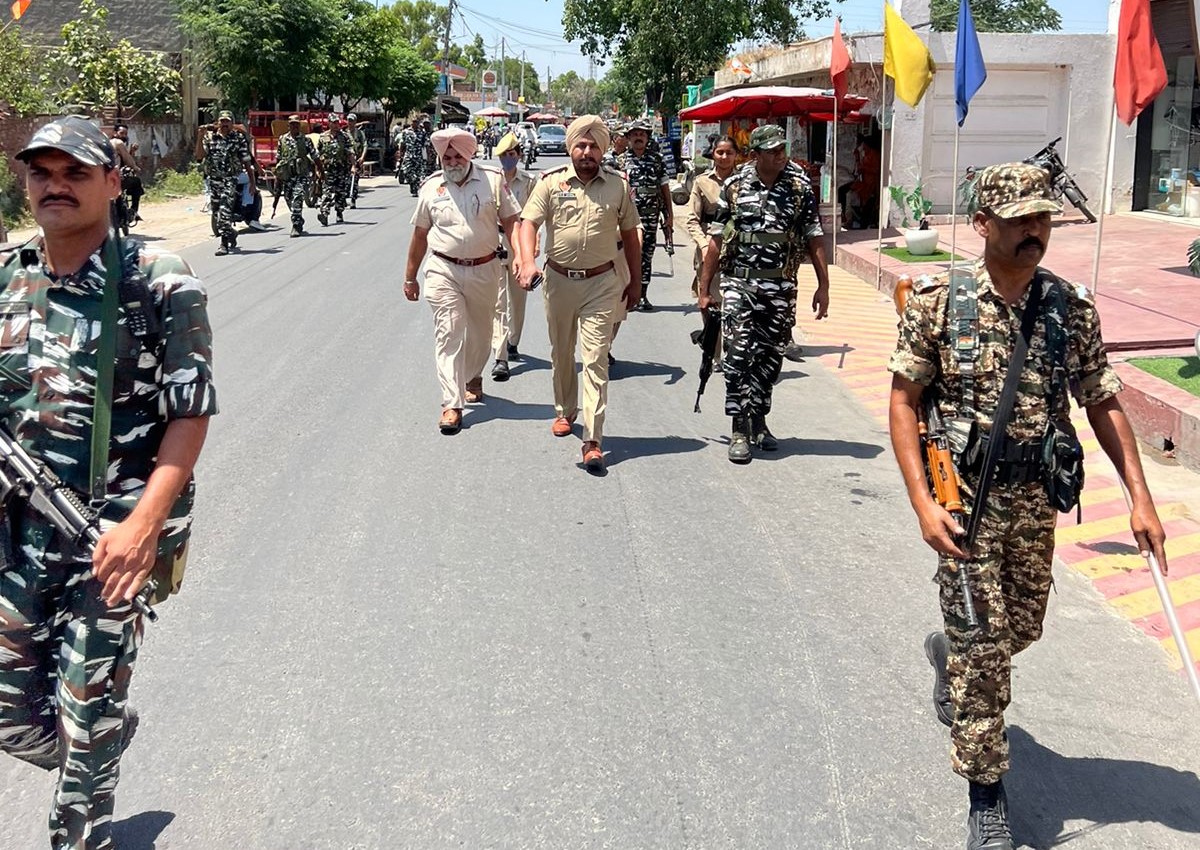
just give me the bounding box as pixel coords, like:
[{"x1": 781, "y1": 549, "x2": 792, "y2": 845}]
[{"x1": 749, "y1": 124, "x2": 787, "y2": 151}]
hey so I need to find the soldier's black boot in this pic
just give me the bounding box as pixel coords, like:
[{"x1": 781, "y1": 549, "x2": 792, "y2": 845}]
[
  {"x1": 336, "y1": 210, "x2": 344, "y2": 223},
  {"x1": 924, "y1": 631, "x2": 954, "y2": 727},
  {"x1": 750, "y1": 414, "x2": 778, "y2": 451},
  {"x1": 966, "y1": 780, "x2": 1014, "y2": 850},
  {"x1": 728, "y1": 416, "x2": 752, "y2": 464},
  {"x1": 318, "y1": 211, "x2": 329, "y2": 227},
  {"x1": 214, "y1": 235, "x2": 229, "y2": 256},
  {"x1": 290, "y1": 225, "x2": 302, "y2": 238}
]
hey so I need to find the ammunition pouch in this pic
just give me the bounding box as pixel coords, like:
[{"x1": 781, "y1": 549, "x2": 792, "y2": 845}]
[
  {"x1": 992, "y1": 438, "x2": 1043, "y2": 486},
  {"x1": 945, "y1": 416, "x2": 980, "y2": 472},
  {"x1": 1041, "y1": 418, "x2": 1084, "y2": 514}
]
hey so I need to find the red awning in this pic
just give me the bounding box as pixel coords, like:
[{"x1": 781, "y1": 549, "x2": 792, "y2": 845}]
[{"x1": 679, "y1": 86, "x2": 868, "y2": 122}]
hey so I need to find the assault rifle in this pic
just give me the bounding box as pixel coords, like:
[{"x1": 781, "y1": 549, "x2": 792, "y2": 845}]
[
  {"x1": 690, "y1": 307, "x2": 722, "y2": 413},
  {"x1": 894, "y1": 275, "x2": 978, "y2": 627},
  {"x1": 0, "y1": 426, "x2": 158, "y2": 622}
]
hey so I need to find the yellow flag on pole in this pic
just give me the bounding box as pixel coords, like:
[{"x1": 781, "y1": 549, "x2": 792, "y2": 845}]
[{"x1": 883, "y1": 2, "x2": 935, "y2": 107}]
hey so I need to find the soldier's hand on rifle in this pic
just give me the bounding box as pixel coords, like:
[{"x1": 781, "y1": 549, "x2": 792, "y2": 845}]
[
  {"x1": 916, "y1": 500, "x2": 968, "y2": 559},
  {"x1": 93, "y1": 514, "x2": 161, "y2": 607}
]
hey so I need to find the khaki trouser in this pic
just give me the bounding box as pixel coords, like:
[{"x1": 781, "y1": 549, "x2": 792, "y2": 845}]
[
  {"x1": 424, "y1": 254, "x2": 501, "y2": 409},
  {"x1": 491, "y1": 261, "x2": 528, "y2": 360},
  {"x1": 543, "y1": 267, "x2": 622, "y2": 443}
]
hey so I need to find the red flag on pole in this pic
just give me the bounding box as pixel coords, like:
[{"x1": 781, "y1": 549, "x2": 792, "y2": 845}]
[
  {"x1": 10, "y1": 0, "x2": 31, "y2": 19},
  {"x1": 830, "y1": 18, "x2": 851, "y2": 104},
  {"x1": 1114, "y1": 0, "x2": 1168, "y2": 125}
]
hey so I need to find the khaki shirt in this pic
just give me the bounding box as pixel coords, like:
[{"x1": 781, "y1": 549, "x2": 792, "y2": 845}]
[
  {"x1": 522, "y1": 164, "x2": 639, "y2": 269},
  {"x1": 412, "y1": 164, "x2": 520, "y2": 259},
  {"x1": 685, "y1": 170, "x2": 724, "y2": 259}
]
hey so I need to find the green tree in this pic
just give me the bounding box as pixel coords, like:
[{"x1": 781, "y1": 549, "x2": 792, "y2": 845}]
[
  {"x1": 595, "y1": 58, "x2": 644, "y2": 118},
  {"x1": 381, "y1": 44, "x2": 440, "y2": 126},
  {"x1": 386, "y1": 0, "x2": 450, "y2": 62},
  {"x1": 563, "y1": 0, "x2": 831, "y2": 118},
  {"x1": 179, "y1": 0, "x2": 340, "y2": 110},
  {"x1": 310, "y1": 0, "x2": 411, "y2": 111},
  {"x1": 549, "y1": 70, "x2": 598, "y2": 116},
  {"x1": 51, "y1": 0, "x2": 181, "y2": 117},
  {"x1": 931, "y1": 0, "x2": 1062, "y2": 32},
  {"x1": 494, "y1": 56, "x2": 543, "y2": 103},
  {"x1": 0, "y1": 29, "x2": 52, "y2": 115}
]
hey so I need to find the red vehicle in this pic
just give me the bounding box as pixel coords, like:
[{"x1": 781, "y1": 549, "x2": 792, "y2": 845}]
[{"x1": 246, "y1": 110, "x2": 325, "y2": 186}]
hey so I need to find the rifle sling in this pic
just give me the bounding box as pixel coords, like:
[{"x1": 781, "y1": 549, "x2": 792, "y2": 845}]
[
  {"x1": 962, "y1": 274, "x2": 1044, "y2": 554},
  {"x1": 90, "y1": 234, "x2": 122, "y2": 504}
]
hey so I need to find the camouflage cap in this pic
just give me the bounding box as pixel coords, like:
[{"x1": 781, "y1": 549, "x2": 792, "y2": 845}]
[
  {"x1": 287, "y1": 114, "x2": 301, "y2": 123},
  {"x1": 974, "y1": 162, "x2": 1062, "y2": 218},
  {"x1": 625, "y1": 120, "x2": 651, "y2": 134},
  {"x1": 217, "y1": 110, "x2": 234, "y2": 121},
  {"x1": 16, "y1": 116, "x2": 116, "y2": 168},
  {"x1": 749, "y1": 124, "x2": 787, "y2": 151},
  {"x1": 346, "y1": 112, "x2": 357, "y2": 121}
]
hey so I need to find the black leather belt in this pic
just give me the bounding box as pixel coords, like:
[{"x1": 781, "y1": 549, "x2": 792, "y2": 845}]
[
  {"x1": 432, "y1": 250, "x2": 497, "y2": 267},
  {"x1": 725, "y1": 266, "x2": 787, "y2": 280}
]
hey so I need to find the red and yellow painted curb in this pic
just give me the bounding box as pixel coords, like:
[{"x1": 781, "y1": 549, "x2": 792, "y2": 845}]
[{"x1": 796, "y1": 265, "x2": 1200, "y2": 677}]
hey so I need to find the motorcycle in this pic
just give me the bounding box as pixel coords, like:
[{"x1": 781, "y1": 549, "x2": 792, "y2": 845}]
[
  {"x1": 523, "y1": 144, "x2": 536, "y2": 171},
  {"x1": 109, "y1": 167, "x2": 134, "y2": 237},
  {"x1": 1024, "y1": 137, "x2": 1096, "y2": 223}
]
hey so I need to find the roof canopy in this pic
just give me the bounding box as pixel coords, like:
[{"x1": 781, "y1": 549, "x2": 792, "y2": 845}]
[{"x1": 680, "y1": 86, "x2": 868, "y2": 122}]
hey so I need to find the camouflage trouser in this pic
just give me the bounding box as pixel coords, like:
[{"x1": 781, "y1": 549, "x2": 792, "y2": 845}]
[
  {"x1": 0, "y1": 513, "x2": 143, "y2": 850},
  {"x1": 210, "y1": 176, "x2": 239, "y2": 240},
  {"x1": 282, "y1": 176, "x2": 309, "y2": 230},
  {"x1": 939, "y1": 482, "x2": 1056, "y2": 784},
  {"x1": 637, "y1": 206, "x2": 659, "y2": 285},
  {"x1": 402, "y1": 156, "x2": 424, "y2": 194},
  {"x1": 320, "y1": 169, "x2": 350, "y2": 216},
  {"x1": 720, "y1": 277, "x2": 796, "y2": 417}
]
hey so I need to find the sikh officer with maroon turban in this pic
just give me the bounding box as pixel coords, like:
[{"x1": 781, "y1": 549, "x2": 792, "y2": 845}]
[{"x1": 405, "y1": 127, "x2": 522, "y2": 434}]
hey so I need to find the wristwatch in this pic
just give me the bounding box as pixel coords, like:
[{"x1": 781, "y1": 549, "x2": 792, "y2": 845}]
[{"x1": 404, "y1": 280, "x2": 418, "y2": 286}]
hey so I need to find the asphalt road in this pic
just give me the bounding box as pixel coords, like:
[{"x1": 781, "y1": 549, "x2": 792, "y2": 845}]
[{"x1": 3, "y1": 164, "x2": 1199, "y2": 850}]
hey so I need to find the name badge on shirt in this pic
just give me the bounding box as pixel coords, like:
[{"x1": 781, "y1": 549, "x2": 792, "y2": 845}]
[{"x1": 555, "y1": 191, "x2": 576, "y2": 201}]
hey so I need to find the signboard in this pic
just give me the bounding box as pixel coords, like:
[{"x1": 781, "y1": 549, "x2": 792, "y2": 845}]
[
  {"x1": 481, "y1": 69, "x2": 498, "y2": 88},
  {"x1": 437, "y1": 74, "x2": 450, "y2": 95},
  {"x1": 666, "y1": 116, "x2": 681, "y2": 141}
]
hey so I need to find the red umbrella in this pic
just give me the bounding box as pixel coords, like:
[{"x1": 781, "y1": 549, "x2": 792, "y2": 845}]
[
  {"x1": 679, "y1": 86, "x2": 868, "y2": 122},
  {"x1": 475, "y1": 106, "x2": 510, "y2": 118},
  {"x1": 527, "y1": 112, "x2": 559, "y2": 121}
]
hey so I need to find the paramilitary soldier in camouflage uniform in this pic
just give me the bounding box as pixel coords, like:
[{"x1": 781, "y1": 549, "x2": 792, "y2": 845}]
[
  {"x1": 318, "y1": 114, "x2": 355, "y2": 226},
  {"x1": 346, "y1": 112, "x2": 368, "y2": 208},
  {"x1": 276, "y1": 114, "x2": 321, "y2": 238},
  {"x1": 193, "y1": 109, "x2": 258, "y2": 256},
  {"x1": 397, "y1": 117, "x2": 426, "y2": 197},
  {"x1": 697, "y1": 124, "x2": 830, "y2": 464},
  {"x1": 888, "y1": 163, "x2": 1167, "y2": 850},
  {"x1": 617, "y1": 120, "x2": 670, "y2": 312},
  {"x1": 0, "y1": 117, "x2": 218, "y2": 850}
]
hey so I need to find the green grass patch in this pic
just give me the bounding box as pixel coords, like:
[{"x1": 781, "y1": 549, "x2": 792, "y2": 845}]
[
  {"x1": 882, "y1": 246, "x2": 966, "y2": 263},
  {"x1": 1127, "y1": 356, "x2": 1200, "y2": 397},
  {"x1": 144, "y1": 164, "x2": 205, "y2": 203}
]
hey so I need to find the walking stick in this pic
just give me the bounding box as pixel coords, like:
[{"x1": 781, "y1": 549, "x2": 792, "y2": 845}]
[{"x1": 1116, "y1": 477, "x2": 1200, "y2": 705}]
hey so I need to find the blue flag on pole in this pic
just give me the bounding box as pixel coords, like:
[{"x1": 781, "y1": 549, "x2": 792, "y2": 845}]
[{"x1": 955, "y1": 0, "x2": 987, "y2": 125}]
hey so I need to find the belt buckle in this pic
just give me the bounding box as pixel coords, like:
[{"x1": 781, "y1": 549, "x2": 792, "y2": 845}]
[
  {"x1": 457, "y1": 257, "x2": 473, "y2": 266},
  {"x1": 732, "y1": 266, "x2": 749, "y2": 278},
  {"x1": 567, "y1": 269, "x2": 587, "y2": 280}
]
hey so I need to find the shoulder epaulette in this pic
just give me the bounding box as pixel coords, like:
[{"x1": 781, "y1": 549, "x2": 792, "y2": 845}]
[
  {"x1": 912, "y1": 273, "x2": 947, "y2": 294},
  {"x1": 539, "y1": 165, "x2": 570, "y2": 180}
]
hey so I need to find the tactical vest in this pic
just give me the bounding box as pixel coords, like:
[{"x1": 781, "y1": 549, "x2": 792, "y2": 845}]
[{"x1": 718, "y1": 166, "x2": 812, "y2": 275}]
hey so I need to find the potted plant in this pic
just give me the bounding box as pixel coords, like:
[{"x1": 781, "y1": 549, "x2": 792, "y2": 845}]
[{"x1": 888, "y1": 183, "x2": 939, "y2": 255}]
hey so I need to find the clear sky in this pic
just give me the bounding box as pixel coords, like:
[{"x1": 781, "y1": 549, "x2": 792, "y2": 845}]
[{"x1": 448, "y1": 0, "x2": 1113, "y2": 89}]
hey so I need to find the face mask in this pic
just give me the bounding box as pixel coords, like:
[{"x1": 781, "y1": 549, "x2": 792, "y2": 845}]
[
  {"x1": 499, "y1": 154, "x2": 519, "y2": 169},
  {"x1": 443, "y1": 163, "x2": 470, "y2": 183}
]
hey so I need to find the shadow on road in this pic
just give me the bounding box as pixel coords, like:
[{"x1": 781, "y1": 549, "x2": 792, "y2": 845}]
[
  {"x1": 111, "y1": 810, "x2": 174, "y2": 850},
  {"x1": 509, "y1": 354, "x2": 551, "y2": 376},
  {"x1": 753, "y1": 437, "x2": 885, "y2": 461},
  {"x1": 1007, "y1": 725, "x2": 1200, "y2": 849},
  {"x1": 602, "y1": 434, "x2": 706, "y2": 467},
  {"x1": 462, "y1": 396, "x2": 555, "y2": 428},
  {"x1": 610, "y1": 360, "x2": 686, "y2": 385},
  {"x1": 230, "y1": 247, "x2": 283, "y2": 256}
]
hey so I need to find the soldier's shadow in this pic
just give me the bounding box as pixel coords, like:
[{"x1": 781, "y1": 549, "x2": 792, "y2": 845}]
[
  {"x1": 610, "y1": 360, "x2": 686, "y2": 385},
  {"x1": 509, "y1": 354, "x2": 551, "y2": 376},
  {"x1": 461, "y1": 397, "x2": 555, "y2": 428},
  {"x1": 752, "y1": 437, "x2": 884, "y2": 461},
  {"x1": 601, "y1": 434, "x2": 706, "y2": 467},
  {"x1": 111, "y1": 810, "x2": 174, "y2": 850},
  {"x1": 1006, "y1": 725, "x2": 1200, "y2": 848}
]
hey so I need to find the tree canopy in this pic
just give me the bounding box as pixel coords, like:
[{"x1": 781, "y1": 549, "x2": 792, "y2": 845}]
[
  {"x1": 549, "y1": 70, "x2": 598, "y2": 116},
  {"x1": 930, "y1": 0, "x2": 1062, "y2": 33},
  {"x1": 563, "y1": 0, "x2": 832, "y2": 117},
  {"x1": 50, "y1": 0, "x2": 181, "y2": 117}
]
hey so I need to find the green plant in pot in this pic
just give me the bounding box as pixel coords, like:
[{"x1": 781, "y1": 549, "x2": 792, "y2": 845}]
[{"x1": 889, "y1": 183, "x2": 939, "y2": 255}]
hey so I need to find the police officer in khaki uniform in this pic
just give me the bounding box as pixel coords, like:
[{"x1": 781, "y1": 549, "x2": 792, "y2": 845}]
[
  {"x1": 490, "y1": 131, "x2": 538, "y2": 381},
  {"x1": 517, "y1": 115, "x2": 641, "y2": 473},
  {"x1": 405, "y1": 127, "x2": 521, "y2": 434}
]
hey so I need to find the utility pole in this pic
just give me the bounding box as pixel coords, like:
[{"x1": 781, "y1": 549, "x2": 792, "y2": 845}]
[
  {"x1": 435, "y1": 0, "x2": 456, "y2": 127},
  {"x1": 519, "y1": 50, "x2": 526, "y2": 121},
  {"x1": 500, "y1": 37, "x2": 507, "y2": 109}
]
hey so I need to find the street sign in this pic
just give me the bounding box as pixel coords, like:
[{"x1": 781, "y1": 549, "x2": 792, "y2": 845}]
[{"x1": 482, "y1": 69, "x2": 497, "y2": 88}]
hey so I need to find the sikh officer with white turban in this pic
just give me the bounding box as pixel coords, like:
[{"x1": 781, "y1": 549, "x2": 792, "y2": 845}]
[
  {"x1": 517, "y1": 115, "x2": 641, "y2": 473},
  {"x1": 405, "y1": 126, "x2": 522, "y2": 434}
]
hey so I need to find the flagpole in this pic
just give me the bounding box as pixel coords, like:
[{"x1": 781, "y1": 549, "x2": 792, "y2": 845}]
[
  {"x1": 951, "y1": 121, "x2": 960, "y2": 270},
  {"x1": 832, "y1": 93, "x2": 839, "y2": 263},
  {"x1": 1090, "y1": 102, "x2": 1118, "y2": 296},
  {"x1": 876, "y1": 77, "x2": 890, "y2": 291}
]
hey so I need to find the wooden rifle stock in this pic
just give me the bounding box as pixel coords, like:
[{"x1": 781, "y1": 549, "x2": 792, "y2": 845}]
[{"x1": 895, "y1": 275, "x2": 978, "y2": 627}]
